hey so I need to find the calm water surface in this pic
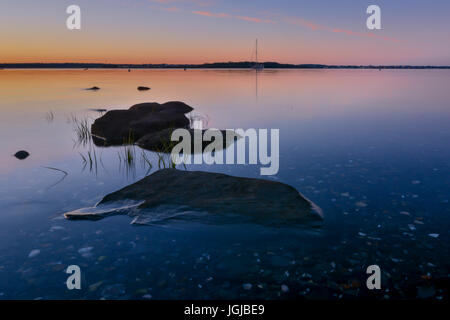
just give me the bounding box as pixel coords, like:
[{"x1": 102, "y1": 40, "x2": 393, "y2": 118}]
[{"x1": 0, "y1": 69, "x2": 448, "y2": 299}]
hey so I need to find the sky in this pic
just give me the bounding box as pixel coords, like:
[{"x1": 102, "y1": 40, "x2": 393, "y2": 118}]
[{"x1": 1, "y1": 0, "x2": 449, "y2": 65}]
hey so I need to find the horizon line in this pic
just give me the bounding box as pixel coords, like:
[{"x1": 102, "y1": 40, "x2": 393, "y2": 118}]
[{"x1": 1, "y1": 61, "x2": 450, "y2": 68}]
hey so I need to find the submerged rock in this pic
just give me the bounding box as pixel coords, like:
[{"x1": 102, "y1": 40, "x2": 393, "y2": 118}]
[
  {"x1": 14, "y1": 150, "x2": 30, "y2": 160},
  {"x1": 136, "y1": 128, "x2": 239, "y2": 152},
  {"x1": 91, "y1": 101, "x2": 193, "y2": 146},
  {"x1": 64, "y1": 169, "x2": 323, "y2": 227}
]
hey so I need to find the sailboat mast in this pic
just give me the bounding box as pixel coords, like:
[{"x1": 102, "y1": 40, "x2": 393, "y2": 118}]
[
  {"x1": 256, "y1": 39, "x2": 258, "y2": 64},
  {"x1": 251, "y1": 38, "x2": 263, "y2": 70}
]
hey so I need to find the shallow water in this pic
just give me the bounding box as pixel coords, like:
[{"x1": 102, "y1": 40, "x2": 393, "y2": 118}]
[{"x1": 0, "y1": 69, "x2": 449, "y2": 300}]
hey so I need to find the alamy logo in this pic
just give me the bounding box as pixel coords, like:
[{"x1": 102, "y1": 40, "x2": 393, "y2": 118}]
[
  {"x1": 66, "y1": 5, "x2": 81, "y2": 30},
  {"x1": 66, "y1": 265, "x2": 81, "y2": 290},
  {"x1": 170, "y1": 121, "x2": 279, "y2": 176},
  {"x1": 366, "y1": 265, "x2": 381, "y2": 289},
  {"x1": 366, "y1": 5, "x2": 381, "y2": 30}
]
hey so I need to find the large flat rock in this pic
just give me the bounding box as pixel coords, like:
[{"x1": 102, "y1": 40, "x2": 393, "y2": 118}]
[
  {"x1": 91, "y1": 101, "x2": 193, "y2": 146},
  {"x1": 64, "y1": 169, "x2": 323, "y2": 227}
]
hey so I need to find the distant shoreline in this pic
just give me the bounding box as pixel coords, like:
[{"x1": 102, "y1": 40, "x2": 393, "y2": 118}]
[{"x1": 1, "y1": 62, "x2": 449, "y2": 69}]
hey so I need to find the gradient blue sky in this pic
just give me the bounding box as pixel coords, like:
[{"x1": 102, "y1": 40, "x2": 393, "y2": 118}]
[{"x1": 1, "y1": 0, "x2": 449, "y2": 64}]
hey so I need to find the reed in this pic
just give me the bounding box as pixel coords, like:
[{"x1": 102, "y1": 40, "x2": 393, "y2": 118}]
[
  {"x1": 71, "y1": 114, "x2": 92, "y2": 147},
  {"x1": 45, "y1": 110, "x2": 55, "y2": 122}
]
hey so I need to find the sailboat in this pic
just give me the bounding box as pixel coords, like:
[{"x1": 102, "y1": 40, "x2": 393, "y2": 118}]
[{"x1": 251, "y1": 39, "x2": 264, "y2": 70}]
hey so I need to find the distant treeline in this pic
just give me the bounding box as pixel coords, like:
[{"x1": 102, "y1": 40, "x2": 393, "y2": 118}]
[{"x1": 1, "y1": 62, "x2": 449, "y2": 69}]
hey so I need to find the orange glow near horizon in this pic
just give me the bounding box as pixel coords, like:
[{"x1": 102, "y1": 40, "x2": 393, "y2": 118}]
[{"x1": 0, "y1": 33, "x2": 420, "y2": 65}]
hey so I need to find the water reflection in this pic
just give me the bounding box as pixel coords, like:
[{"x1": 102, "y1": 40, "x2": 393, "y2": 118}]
[{"x1": 0, "y1": 69, "x2": 449, "y2": 300}]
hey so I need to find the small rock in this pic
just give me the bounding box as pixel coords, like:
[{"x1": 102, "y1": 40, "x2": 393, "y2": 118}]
[
  {"x1": 428, "y1": 234, "x2": 439, "y2": 238},
  {"x1": 50, "y1": 226, "x2": 65, "y2": 232},
  {"x1": 89, "y1": 281, "x2": 103, "y2": 292},
  {"x1": 137, "y1": 86, "x2": 150, "y2": 91},
  {"x1": 28, "y1": 249, "x2": 40, "y2": 258},
  {"x1": 89, "y1": 108, "x2": 107, "y2": 113},
  {"x1": 281, "y1": 284, "x2": 289, "y2": 293},
  {"x1": 242, "y1": 283, "x2": 252, "y2": 290},
  {"x1": 78, "y1": 247, "x2": 94, "y2": 258},
  {"x1": 358, "y1": 232, "x2": 367, "y2": 237},
  {"x1": 355, "y1": 201, "x2": 368, "y2": 208},
  {"x1": 14, "y1": 150, "x2": 30, "y2": 160},
  {"x1": 86, "y1": 86, "x2": 100, "y2": 90}
]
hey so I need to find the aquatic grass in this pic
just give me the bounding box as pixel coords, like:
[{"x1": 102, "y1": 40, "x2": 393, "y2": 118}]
[
  {"x1": 79, "y1": 149, "x2": 99, "y2": 175},
  {"x1": 42, "y1": 166, "x2": 68, "y2": 188},
  {"x1": 117, "y1": 143, "x2": 137, "y2": 178},
  {"x1": 157, "y1": 129, "x2": 178, "y2": 153},
  {"x1": 140, "y1": 150, "x2": 153, "y2": 175},
  {"x1": 45, "y1": 110, "x2": 55, "y2": 123},
  {"x1": 150, "y1": 128, "x2": 179, "y2": 169},
  {"x1": 125, "y1": 147, "x2": 134, "y2": 164},
  {"x1": 157, "y1": 152, "x2": 165, "y2": 169},
  {"x1": 76, "y1": 123, "x2": 185, "y2": 177},
  {"x1": 79, "y1": 152, "x2": 87, "y2": 164},
  {"x1": 155, "y1": 151, "x2": 177, "y2": 170},
  {"x1": 123, "y1": 129, "x2": 135, "y2": 145},
  {"x1": 70, "y1": 114, "x2": 92, "y2": 147}
]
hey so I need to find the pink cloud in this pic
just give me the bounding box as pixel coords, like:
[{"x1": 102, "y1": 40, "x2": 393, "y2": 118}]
[
  {"x1": 151, "y1": 0, "x2": 213, "y2": 7},
  {"x1": 236, "y1": 16, "x2": 262, "y2": 23},
  {"x1": 235, "y1": 16, "x2": 275, "y2": 24},
  {"x1": 188, "y1": 7, "x2": 400, "y2": 43},
  {"x1": 284, "y1": 16, "x2": 400, "y2": 43},
  {"x1": 163, "y1": 6, "x2": 180, "y2": 12},
  {"x1": 192, "y1": 11, "x2": 274, "y2": 24},
  {"x1": 283, "y1": 17, "x2": 326, "y2": 31},
  {"x1": 192, "y1": 10, "x2": 229, "y2": 18}
]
